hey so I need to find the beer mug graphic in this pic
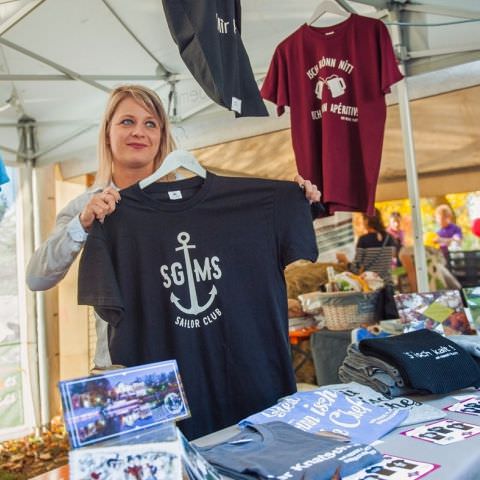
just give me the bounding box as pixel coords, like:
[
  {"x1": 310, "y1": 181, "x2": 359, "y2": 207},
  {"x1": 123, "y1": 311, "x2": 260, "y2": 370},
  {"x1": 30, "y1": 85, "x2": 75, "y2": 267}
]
[
  {"x1": 326, "y1": 75, "x2": 346, "y2": 98},
  {"x1": 315, "y1": 77, "x2": 325, "y2": 100}
]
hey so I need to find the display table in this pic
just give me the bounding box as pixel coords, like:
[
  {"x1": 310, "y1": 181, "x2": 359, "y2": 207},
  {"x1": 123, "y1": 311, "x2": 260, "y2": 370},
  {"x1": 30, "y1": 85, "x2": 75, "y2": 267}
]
[
  {"x1": 194, "y1": 389, "x2": 480, "y2": 480},
  {"x1": 32, "y1": 390, "x2": 480, "y2": 480}
]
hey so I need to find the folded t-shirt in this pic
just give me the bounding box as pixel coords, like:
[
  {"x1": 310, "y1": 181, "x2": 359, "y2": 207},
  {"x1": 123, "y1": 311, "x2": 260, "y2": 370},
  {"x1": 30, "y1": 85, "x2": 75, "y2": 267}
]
[
  {"x1": 359, "y1": 329, "x2": 480, "y2": 394},
  {"x1": 239, "y1": 389, "x2": 407, "y2": 444},
  {"x1": 449, "y1": 334, "x2": 480, "y2": 358},
  {"x1": 317, "y1": 382, "x2": 446, "y2": 427},
  {"x1": 199, "y1": 422, "x2": 383, "y2": 480}
]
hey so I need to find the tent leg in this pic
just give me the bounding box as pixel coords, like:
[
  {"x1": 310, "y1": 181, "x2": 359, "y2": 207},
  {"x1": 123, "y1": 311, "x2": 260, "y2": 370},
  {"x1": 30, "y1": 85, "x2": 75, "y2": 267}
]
[
  {"x1": 19, "y1": 116, "x2": 50, "y2": 429},
  {"x1": 390, "y1": 14, "x2": 429, "y2": 292},
  {"x1": 32, "y1": 169, "x2": 50, "y2": 427}
]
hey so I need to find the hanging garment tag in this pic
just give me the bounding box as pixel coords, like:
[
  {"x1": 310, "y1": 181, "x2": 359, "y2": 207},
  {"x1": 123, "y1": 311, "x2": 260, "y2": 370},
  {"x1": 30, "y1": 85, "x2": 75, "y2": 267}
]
[
  {"x1": 168, "y1": 190, "x2": 183, "y2": 200},
  {"x1": 231, "y1": 96, "x2": 242, "y2": 114}
]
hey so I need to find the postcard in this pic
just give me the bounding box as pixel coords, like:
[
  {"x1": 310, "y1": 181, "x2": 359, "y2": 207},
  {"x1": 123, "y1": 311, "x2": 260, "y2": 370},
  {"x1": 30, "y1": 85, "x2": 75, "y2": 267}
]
[
  {"x1": 394, "y1": 290, "x2": 475, "y2": 335},
  {"x1": 444, "y1": 396, "x2": 480, "y2": 416},
  {"x1": 69, "y1": 440, "x2": 182, "y2": 480},
  {"x1": 344, "y1": 454, "x2": 440, "y2": 480},
  {"x1": 401, "y1": 419, "x2": 480, "y2": 445},
  {"x1": 59, "y1": 360, "x2": 190, "y2": 448},
  {"x1": 463, "y1": 287, "x2": 480, "y2": 329}
]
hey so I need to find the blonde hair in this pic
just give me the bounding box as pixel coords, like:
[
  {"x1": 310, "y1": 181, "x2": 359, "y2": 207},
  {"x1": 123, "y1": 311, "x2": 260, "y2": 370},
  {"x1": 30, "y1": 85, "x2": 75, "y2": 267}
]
[
  {"x1": 95, "y1": 85, "x2": 176, "y2": 188},
  {"x1": 435, "y1": 204, "x2": 453, "y2": 219}
]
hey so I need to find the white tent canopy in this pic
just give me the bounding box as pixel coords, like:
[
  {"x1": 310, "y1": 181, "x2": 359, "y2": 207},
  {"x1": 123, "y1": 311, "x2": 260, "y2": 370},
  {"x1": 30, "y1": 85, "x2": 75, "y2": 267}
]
[{"x1": 0, "y1": 0, "x2": 478, "y2": 174}]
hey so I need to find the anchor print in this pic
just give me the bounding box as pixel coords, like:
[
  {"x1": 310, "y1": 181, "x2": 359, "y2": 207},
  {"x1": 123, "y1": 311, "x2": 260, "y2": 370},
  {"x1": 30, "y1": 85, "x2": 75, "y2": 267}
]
[{"x1": 169, "y1": 232, "x2": 218, "y2": 315}]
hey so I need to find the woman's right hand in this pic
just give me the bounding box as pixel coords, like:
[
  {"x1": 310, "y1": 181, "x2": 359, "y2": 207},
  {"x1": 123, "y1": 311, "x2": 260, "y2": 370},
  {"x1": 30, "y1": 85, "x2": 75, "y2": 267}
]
[{"x1": 79, "y1": 187, "x2": 121, "y2": 232}]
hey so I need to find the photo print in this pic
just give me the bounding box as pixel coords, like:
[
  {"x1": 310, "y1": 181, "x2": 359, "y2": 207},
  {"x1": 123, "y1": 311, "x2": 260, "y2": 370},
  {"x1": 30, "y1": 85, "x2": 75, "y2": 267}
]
[
  {"x1": 59, "y1": 360, "x2": 190, "y2": 448},
  {"x1": 394, "y1": 290, "x2": 475, "y2": 335}
]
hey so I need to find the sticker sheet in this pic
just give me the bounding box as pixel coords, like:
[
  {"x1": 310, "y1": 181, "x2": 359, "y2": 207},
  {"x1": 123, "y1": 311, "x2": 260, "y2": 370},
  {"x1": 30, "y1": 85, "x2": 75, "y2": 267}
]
[
  {"x1": 401, "y1": 419, "x2": 480, "y2": 445},
  {"x1": 344, "y1": 454, "x2": 439, "y2": 480},
  {"x1": 444, "y1": 396, "x2": 480, "y2": 416}
]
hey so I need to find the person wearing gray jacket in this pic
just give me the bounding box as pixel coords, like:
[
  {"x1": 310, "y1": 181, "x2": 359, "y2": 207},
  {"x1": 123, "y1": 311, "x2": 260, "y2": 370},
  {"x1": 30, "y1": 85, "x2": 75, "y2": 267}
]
[
  {"x1": 26, "y1": 84, "x2": 321, "y2": 371},
  {"x1": 26, "y1": 187, "x2": 116, "y2": 368}
]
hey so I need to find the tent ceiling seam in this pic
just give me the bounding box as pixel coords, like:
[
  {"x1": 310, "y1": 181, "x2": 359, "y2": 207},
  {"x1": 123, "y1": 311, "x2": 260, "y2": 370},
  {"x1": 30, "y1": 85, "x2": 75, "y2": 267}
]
[
  {"x1": 0, "y1": 0, "x2": 46, "y2": 37},
  {"x1": 101, "y1": 0, "x2": 172, "y2": 81},
  {"x1": 0, "y1": 37, "x2": 111, "y2": 93},
  {"x1": 402, "y1": 3, "x2": 480, "y2": 20}
]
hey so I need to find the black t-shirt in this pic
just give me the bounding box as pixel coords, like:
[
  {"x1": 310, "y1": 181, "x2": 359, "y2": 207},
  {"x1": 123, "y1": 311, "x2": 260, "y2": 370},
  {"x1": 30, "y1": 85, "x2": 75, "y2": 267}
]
[
  {"x1": 359, "y1": 329, "x2": 480, "y2": 394},
  {"x1": 78, "y1": 173, "x2": 317, "y2": 439},
  {"x1": 162, "y1": 0, "x2": 268, "y2": 117},
  {"x1": 357, "y1": 232, "x2": 396, "y2": 249}
]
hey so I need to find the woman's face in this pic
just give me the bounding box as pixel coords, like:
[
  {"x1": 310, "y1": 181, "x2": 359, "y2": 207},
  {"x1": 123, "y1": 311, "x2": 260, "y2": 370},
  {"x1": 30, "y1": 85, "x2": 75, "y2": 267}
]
[
  {"x1": 436, "y1": 211, "x2": 450, "y2": 228},
  {"x1": 108, "y1": 96, "x2": 161, "y2": 173}
]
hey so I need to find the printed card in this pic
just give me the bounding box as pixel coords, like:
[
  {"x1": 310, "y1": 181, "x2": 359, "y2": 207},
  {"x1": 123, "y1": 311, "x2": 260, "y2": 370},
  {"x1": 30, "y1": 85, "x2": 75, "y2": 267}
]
[
  {"x1": 343, "y1": 454, "x2": 439, "y2": 480},
  {"x1": 59, "y1": 360, "x2": 190, "y2": 448},
  {"x1": 394, "y1": 290, "x2": 475, "y2": 335},
  {"x1": 444, "y1": 396, "x2": 480, "y2": 416},
  {"x1": 463, "y1": 287, "x2": 480, "y2": 329},
  {"x1": 69, "y1": 441, "x2": 182, "y2": 480},
  {"x1": 401, "y1": 419, "x2": 480, "y2": 445}
]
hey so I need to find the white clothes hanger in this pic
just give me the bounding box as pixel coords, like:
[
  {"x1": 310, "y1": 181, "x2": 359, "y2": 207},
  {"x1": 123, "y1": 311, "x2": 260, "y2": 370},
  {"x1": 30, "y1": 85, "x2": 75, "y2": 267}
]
[
  {"x1": 139, "y1": 149, "x2": 206, "y2": 189},
  {"x1": 308, "y1": 0, "x2": 351, "y2": 25}
]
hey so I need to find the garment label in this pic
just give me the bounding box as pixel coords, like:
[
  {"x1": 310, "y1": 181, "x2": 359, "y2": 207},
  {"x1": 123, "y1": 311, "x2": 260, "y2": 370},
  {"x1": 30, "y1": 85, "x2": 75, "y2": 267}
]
[
  {"x1": 168, "y1": 190, "x2": 183, "y2": 200},
  {"x1": 231, "y1": 96, "x2": 242, "y2": 114}
]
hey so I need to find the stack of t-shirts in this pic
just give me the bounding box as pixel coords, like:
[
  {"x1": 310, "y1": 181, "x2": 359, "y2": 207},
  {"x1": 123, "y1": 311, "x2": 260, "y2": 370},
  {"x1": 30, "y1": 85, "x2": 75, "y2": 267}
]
[
  {"x1": 317, "y1": 382, "x2": 445, "y2": 427},
  {"x1": 338, "y1": 343, "x2": 414, "y2": 397},
  {"x1": 239, "y1": 389, "x2": 407, "y2": 444},
  {"x1": 358, "y1": 329, "x2": 480, "y2": 394},
  {"x1": 198, "y1": 422, "x2": 383, "y2": 480},
  {"x1": 449, "y1": 334, "x2": 480, "y2": 358}
]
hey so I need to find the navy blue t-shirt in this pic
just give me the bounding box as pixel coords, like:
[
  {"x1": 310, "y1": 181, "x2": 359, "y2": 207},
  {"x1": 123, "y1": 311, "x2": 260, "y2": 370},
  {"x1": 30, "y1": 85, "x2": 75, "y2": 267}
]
[
  {"x1": 78, "y1": 173, "x2": 317, "y2": 439},
  {"x1": 199, "y1": 422, "x2": 383, "y2": 480}
]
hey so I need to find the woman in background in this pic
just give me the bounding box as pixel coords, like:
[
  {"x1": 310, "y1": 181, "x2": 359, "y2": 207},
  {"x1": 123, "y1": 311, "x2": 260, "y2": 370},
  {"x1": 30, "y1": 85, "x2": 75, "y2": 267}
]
[
  {"x1": 336, "y1": 208, "x2": 397, "y2": 319},
  {"x1": 337, "y1": 208, "x2": 396, "y2": 285},
  {"x1": 387, "y1": 211, "x2": 405, "y2": 266}
]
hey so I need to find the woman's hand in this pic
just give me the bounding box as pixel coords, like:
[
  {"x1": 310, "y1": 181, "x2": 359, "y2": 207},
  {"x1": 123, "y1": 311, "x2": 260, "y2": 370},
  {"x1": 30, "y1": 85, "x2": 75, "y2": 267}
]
[
  {"x1": 79, "y1": 186, "x2": 121, "y2": 232},
  {"x1": 294, "y1": 175, "x2": 321, "y2": 203},
  {"x1": 336, "y1": 252, "x2": 349, "y2": 265}
]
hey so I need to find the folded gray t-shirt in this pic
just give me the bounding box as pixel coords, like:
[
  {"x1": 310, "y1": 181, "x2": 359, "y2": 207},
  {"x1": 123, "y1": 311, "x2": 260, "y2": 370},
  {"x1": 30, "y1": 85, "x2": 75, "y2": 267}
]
[{"x1": 319, "y1": 382, "x2": 446, "y2": 427}]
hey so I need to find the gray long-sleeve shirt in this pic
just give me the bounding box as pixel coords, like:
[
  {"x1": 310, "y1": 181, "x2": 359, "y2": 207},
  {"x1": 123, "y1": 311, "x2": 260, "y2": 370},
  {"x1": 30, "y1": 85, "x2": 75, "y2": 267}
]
[{"x1": 26, "y1": 187, "x2": 112, "y2": 368}]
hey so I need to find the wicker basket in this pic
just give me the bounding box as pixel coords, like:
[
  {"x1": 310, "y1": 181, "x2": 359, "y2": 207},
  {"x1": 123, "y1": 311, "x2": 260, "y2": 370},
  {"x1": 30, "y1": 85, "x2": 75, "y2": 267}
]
[{"x1": 316, "y1": 290, "x2": 381, "y2": 330}]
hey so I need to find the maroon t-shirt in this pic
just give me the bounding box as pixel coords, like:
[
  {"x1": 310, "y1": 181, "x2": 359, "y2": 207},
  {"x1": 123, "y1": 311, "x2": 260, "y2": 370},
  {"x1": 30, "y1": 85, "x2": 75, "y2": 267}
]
[{"x1": 261, "y1": 14, "x2": 403, "y2": 215}]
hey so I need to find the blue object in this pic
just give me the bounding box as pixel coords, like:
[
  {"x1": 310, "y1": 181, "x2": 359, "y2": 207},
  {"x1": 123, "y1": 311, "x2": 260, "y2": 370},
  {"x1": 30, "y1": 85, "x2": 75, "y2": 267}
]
[{"x1": 0, "y1": 157, "x2": 9, "y2": 191}]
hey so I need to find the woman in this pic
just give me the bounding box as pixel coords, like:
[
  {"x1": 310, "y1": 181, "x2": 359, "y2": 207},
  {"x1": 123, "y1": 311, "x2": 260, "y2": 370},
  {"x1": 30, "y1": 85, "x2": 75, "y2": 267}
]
[
  {"x1": 337, "y1": 209, "x2": 396, "y2": 284},
  {"x1": 26, "y1": 84, "x2": 321, "y2": 429},
  {"x1": 386, "y1": 211, "x2": 404, "y2": 266},
  {"x1": 336, "y1": 209, "x2": 397, "y2": 319},
  {"x1": 435, "y1": 204, "x2": 463, "y2": 258}
]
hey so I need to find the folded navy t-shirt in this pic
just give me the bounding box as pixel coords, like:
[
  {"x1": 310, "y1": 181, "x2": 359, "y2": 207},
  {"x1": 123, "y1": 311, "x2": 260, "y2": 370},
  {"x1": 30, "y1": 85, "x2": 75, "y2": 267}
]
[
  {"x1": 359, "y1": 329, "x2": 480, "y2": 394},
  {"x1": 199, "y1": 422, "x2": 383, "y2": 480}
]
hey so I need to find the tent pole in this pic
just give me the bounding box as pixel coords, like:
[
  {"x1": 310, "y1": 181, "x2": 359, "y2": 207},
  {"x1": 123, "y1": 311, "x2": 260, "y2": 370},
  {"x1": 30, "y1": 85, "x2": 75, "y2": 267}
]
[
  {"x1": 18, "y1": 116, "x2": 50, "y2": 429},
  {"x1": 389, "y1": 12, "x2": 429, "y2": 292}
]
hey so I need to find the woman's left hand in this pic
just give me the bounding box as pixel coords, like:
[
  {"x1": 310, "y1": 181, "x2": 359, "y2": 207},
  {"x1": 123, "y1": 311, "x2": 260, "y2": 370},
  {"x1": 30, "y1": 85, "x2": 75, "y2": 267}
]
[{"x1": 294, "y1": 175, "x2": 321, "y2": 203}]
